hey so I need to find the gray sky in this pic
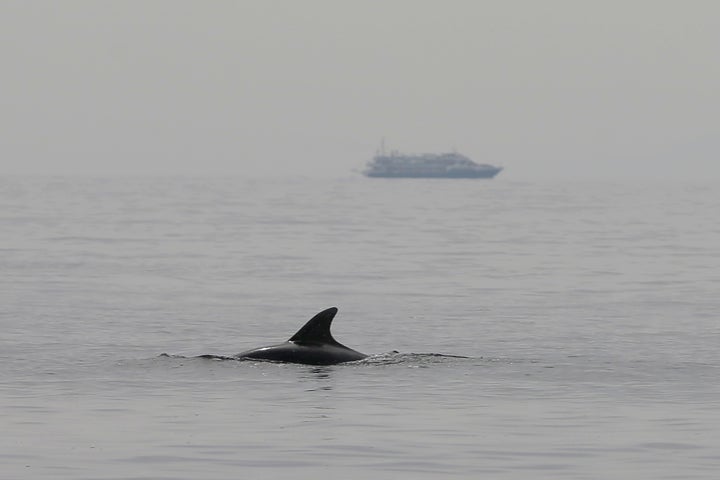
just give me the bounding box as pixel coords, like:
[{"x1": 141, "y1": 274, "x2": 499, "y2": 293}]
[{"x1": 2, "y1": 1, "x2": 719, "y2": 180}]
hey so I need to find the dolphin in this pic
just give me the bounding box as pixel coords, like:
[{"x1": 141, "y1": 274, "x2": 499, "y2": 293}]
[{"x1": 235, "y1": 307, "x2": 367, "y2": 365}]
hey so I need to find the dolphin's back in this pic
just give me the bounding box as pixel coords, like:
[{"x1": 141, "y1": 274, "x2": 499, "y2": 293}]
[{"x1": 235, "y1": 307, "x2": 367, "y2": 365}]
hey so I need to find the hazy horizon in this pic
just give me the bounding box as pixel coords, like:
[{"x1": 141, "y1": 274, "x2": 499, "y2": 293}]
[{"x1": 2, "y1": 1, "x2": 719, "y2": 181}]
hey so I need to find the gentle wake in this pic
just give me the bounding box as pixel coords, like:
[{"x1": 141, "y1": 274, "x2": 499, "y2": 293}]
[{"x1": 159, "y1": 352, "x2": 473, "y2": 366}]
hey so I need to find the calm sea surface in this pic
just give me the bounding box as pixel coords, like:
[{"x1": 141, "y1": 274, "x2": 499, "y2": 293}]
[{"x1": 1, "y1": 175, "x2": 719, "y2": 479}]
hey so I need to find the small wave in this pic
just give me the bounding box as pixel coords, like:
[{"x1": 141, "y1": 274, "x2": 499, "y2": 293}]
[
  {"x1": 195, "y1": 354, "x2": 237, "y2": 361},
  {"x1": 360, "y1": 351, "x2": 474, "y2": 366}
]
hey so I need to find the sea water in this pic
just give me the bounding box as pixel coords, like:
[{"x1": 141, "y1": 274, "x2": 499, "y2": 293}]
[{"x1": 1, "y1": 175, "x2": 719, "y2": 479}]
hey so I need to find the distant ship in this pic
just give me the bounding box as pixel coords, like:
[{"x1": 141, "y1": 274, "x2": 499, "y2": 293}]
[{"x1": 364, "y1": 141, "x2": 502, "y2": 179}]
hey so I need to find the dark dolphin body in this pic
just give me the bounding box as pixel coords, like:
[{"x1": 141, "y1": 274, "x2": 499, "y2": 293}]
[{"x1": 235, "y1": 307, "x2": 367, "y2": 365}]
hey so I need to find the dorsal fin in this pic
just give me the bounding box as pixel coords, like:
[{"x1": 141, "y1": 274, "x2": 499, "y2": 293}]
[{"x1": 288, "y1": 307, "x2": 340, "y2": 345}]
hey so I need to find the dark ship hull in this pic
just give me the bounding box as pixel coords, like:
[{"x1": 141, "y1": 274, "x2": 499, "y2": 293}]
[{"x1": 365, "y1": 167, "x2": 502, "y2": 178}]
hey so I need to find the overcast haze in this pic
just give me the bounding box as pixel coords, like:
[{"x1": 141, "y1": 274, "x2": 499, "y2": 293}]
[{"x1": 2, "y1": 1, "x2": 719, "y2": 180}]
